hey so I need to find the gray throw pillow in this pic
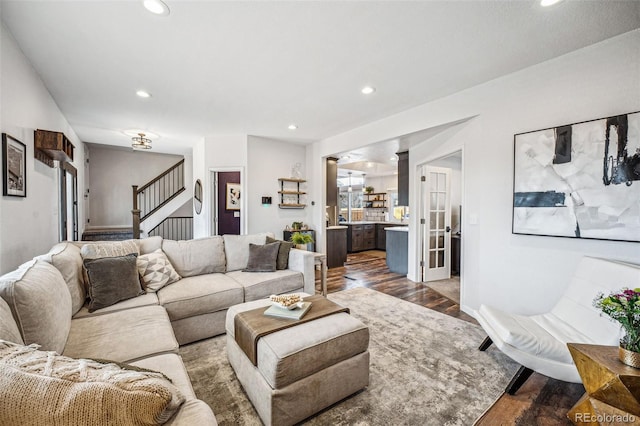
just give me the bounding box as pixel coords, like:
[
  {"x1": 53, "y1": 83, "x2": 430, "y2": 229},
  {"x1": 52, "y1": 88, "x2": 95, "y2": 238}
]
[
  {"x1": 83, "y1": 253, "x2": 144, "y2": 312},
  {"x1": 243, "y1": 242, "x2": 280, "y2": 272},
  {"x1": 266, "y1": 236, "x2": 293, "y2": 270}
]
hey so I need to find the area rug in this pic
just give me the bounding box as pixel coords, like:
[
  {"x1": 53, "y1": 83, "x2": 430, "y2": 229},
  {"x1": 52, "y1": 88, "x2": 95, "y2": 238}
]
[{"x1": 180, "y1": 287, "x2": 519, "y2": 425}]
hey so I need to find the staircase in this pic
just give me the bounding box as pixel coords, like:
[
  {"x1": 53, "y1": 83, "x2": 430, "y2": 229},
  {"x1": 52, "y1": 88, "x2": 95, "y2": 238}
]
[{"x1": 132, "y1": 159, "x2": 192, "y2": 239}]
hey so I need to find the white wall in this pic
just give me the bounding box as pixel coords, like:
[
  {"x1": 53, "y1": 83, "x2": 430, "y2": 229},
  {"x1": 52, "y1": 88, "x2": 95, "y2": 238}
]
[
  {"x1": 247, "y1": 136, "x2": 310, "y2": 237},
  {"x1": 313, "y1": 29, "x2": 640, "y2": 315},
  {"x1": 193, "y1": 135, "x2": 248, "y2": 238},
  {"x1": 0, "y1": 22, "x2": 86, "y2": 273},
  {"x1": 87, "y1": 144, "x2": 183, "y2": 227}
]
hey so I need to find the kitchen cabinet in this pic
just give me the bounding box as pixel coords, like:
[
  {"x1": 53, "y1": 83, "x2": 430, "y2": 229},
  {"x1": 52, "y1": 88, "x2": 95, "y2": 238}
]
[
  {"x1": 376, "y1": 224, "x2": 387, "y2": 250},
  {"x1": 326, "y1": 226, "x2": 347, "y2": 268},
  {"x1": 347, "y1": 224, "x2": 363, "y2": 252},
  {"x1": 363, "y1": 224, "x2": 375, "y2": 250},
  {"x1": 397, "y1": 151, "x2": 409, "y2": 206}
]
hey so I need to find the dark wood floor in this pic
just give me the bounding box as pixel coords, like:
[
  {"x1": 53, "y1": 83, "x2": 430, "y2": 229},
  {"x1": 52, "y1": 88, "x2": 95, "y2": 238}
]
[
  {"x1": 317, "y1": 251, "x2": 579, "y2": 425},
  {"x1": 318, "y1": 251, "x2": 475, "y2": 323}
]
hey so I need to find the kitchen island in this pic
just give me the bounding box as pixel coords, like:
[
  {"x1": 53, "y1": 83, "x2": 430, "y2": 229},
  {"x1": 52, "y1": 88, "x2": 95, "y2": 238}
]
[{"x1": 385, "y1": 226, "x2": 408, "y2": 274}]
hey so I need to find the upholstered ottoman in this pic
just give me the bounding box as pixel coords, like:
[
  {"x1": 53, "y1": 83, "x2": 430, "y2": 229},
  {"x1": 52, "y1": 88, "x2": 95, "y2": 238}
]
[{"x1": 225, "y1": 295, "x2": 370, "y2": 426}]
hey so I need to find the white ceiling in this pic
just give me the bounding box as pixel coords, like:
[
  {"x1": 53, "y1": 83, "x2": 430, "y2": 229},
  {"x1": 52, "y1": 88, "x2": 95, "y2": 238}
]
[{"x1": 2, "y1": 1, "x2": 639, "y2": 156}]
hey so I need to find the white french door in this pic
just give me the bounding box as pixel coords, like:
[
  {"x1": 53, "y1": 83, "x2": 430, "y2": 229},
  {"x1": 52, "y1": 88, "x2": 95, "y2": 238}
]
[{"x1": 420, "y1": 166, "x2": 451, "y2": 282}]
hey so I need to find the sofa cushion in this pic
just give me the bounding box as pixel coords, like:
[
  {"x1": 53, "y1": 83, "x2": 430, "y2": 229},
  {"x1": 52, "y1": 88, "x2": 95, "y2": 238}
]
[
  {"x1": 83, "y1": 253, "x2": 144, "y2": 312},
  {"x1": 166, "y1": 399, "x2": 218, "y2": 425},
  {"x1": 157, "y1": 274, "x2": 243, "y2": 321},
  {"x1": 0, "y1": 297, "x2": 22, "y2": 344},
  {"x1": 131, "y1": 353, "x2": 196, "y2": 400},
  {"x1": 226, "y1": 269, "x2": 304, "y2": 301},
  {"x1": 139, "y1": 235, "x2": 163, "y2": 254},
  {"x1": 244, "y1": 242, "x2": 280, "y2": 272},
  {"x1": 73, "y1": 292, "x2": 159, "y2": 319},
  {"x1": 138, "y1": 249, "x2": 181, "y2": 292},
  {"x1": 0, "y1": 340, "x2": 185, "y2": 425},
  {"x1": 266, "y1": 236, "x2": 293, "y2": 270},
  {"x1": 36, "y1": 242, "x2": 85, "y2": 315},
  {"x1": 223, "y1": 233, "x2": 270, "y2": 272},
  {"x1": 80, "y1": 239, "x2": 140, "y2": 260},
  {"x1": 162, "y1": 237, "x2": 226, "y2": 277},
  {"x1": 64, "y1": 305, "x2": 178, "y2": 363},
  {"x1": 0, "y1": 260, "x2": 71, "y2": 353}
]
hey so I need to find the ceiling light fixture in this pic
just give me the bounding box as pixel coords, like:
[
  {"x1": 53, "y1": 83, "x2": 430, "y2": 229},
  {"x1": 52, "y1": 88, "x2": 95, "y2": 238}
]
[
  {"x1": 390, "y1": 156, "x2": 398, "y2": 161},
  {"x1": 288, "y1": 124, "x2": 298, "y2": 130},
  {"x1": 540, "y1": 0, "x2": 563, "y2": 7},
  {"x1": 136, "y1": 90, "x2": 151, "y2": 98},
  {"x1": 361, "y1": 86, "x2": 376, "y2": 95},
  {"x1": 131, "y1": 133, "x2": 152, "y2": 150},
  {"x1": 348, "y1": 171, "x2": 353, "y2": 193},
  {"x1": 143, "y1": 0, "x2": 170, "y2": 16}
]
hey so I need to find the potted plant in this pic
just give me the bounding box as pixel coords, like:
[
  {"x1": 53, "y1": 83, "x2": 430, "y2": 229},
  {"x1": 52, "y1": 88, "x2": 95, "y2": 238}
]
[
  {"x1": 290, "y1": 232, "x2": 313, "y2": 250},
  {"x1": 594, "y1": 288, "x2": 640, "y2": 368},
  {"x1": 364, "y1": 186, "x2": 374, "y2": 194},
  {"x1": 291, "y1": 221, "x2": 303, "y2": 231}
]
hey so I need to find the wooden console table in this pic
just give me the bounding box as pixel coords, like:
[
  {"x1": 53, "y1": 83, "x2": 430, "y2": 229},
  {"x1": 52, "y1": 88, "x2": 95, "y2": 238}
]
[
  {"x1": 313, "y1": 253, "x2": 327, "y2": 296},
  {"x1": 567, "y1": 343, "x2": 640, "y2": 425}
]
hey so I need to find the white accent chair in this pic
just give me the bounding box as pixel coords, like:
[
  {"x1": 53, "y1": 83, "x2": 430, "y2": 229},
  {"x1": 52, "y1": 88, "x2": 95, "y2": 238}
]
[{"x1": 475, "y1": 256, "x2": 640, "y2": 394}]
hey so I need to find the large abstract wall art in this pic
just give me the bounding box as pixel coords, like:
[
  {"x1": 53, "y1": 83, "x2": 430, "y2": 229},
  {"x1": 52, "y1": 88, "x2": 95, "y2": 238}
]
[{"x1": 513, "y1": 111, "x2": 640, "y2": 242}]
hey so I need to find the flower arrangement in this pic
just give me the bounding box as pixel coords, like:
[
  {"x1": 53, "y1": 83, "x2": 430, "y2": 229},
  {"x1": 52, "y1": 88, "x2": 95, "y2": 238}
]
[{"x1": 593, "y1": 288, "x2": 640, "y2": 353}]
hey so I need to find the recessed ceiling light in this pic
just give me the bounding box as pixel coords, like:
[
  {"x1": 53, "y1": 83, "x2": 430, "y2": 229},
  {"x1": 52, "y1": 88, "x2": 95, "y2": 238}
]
[
  {"x1": 288, "y1": 124, "x2": 298, "y2": 130},
  {"x1": 341, "y1": 155, "x2": 350, "y2": 160},
  {"x1": 361, "y1": 86, "x2": 376, "y2": 95},
  {"x1": 143, "y1": 0, "x2": 170, "y2": 16},
  {"x1": 540, "y1": 0, "x2": 563, "y2": 7},
  {"x1": 390, "y1": 156, "x2": 398, "y2": 161},
  {"x1": 136, "y1": 90, "x2": 151, "y2": 98}
]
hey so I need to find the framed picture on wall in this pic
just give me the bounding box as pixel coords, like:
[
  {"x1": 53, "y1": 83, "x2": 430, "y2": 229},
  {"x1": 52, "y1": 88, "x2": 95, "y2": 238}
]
[
  {"x1": 226, "y1": 182, "x2": 240, "y2": 210},
  {"x1": 512, "y1": 111, "x2": 640, "y2": 242},
  {"x1": 2, "y1": 133, "x2": 27, "y2": 197}
]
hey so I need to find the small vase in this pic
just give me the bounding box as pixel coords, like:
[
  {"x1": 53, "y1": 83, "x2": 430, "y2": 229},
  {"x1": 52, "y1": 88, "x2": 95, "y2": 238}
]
[
  {"x1": 619, "y1": 345, "x2": 640, "y2": 369},
  {"x1": 295, "y1": 244, "x2": 307, "y2": 251}
]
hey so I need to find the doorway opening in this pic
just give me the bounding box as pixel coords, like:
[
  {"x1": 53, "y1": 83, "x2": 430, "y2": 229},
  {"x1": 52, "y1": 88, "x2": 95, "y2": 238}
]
[
  {"x1": 418, "y1": 150, "x2": 463, "y2": 304},
  {"x1": 59, "y1": 162, "x2": 78, "y2": 241},
  {"x1": 210, "y1": 169, "x2": 243, "y2": 235}
]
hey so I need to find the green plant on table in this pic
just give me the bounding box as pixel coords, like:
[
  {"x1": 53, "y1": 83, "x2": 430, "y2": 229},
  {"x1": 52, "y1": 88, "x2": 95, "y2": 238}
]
[
  {"x1": 365, "y1": 186, "x2": 374, "y2": 194},
  {"x1": 594, "y1": 288, "x2": 640, "y2": 352},
  {"x1": 290, "y1": 232, "x2": 313, "y2": 245}
]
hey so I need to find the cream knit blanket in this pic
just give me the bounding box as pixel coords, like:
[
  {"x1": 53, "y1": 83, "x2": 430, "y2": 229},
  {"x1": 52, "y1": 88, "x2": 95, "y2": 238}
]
[{"x1": 0, "y1": 340, "x2": 185, "y2": 425}]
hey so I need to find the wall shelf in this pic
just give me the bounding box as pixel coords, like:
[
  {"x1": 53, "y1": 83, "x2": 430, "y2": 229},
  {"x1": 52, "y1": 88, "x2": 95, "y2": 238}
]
[
  {"x1": 364, "y1": 192, "x2": 387, "y2": 209},
  {"x1": 34, "y1": 129, "x2": 74, "y2": 167},
  {"x1": 278, "y1": 178, "x2": 306, "y2": 209}
]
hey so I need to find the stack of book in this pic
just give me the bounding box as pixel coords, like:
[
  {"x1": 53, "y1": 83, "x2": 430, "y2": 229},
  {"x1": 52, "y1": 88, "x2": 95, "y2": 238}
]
[{"x1": 264, "y1": 301, "x2": 312, "y2": 320}]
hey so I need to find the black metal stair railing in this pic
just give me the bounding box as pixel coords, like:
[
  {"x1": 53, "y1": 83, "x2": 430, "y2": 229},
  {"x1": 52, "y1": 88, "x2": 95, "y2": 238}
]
[
  {"x1": 147, "y1": 216, "x2": 193, "y2": 240},
  {"x1": 132, "y1": 159, "x2": 185, "y2": 238}
]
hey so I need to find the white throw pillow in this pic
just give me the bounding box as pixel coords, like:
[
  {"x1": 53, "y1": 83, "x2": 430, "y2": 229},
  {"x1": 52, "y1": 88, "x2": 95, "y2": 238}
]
[{"x1": 137, "y1": 249, "x2": 181, "y2": 292}]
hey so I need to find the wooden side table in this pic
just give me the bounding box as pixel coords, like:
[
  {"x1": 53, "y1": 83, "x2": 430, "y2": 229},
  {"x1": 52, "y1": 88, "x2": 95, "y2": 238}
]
[
  {"x1": 312, "y1": 253, "x2": 327, "y2": 296},
  {"x1": 567, "y1": 343, "x2": 640, "y2": 425}
]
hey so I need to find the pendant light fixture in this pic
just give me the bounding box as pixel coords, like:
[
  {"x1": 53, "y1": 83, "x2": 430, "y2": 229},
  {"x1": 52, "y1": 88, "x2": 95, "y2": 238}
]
[{"x1": 131, "y1": 132, "x2": 152, "y2": 150}]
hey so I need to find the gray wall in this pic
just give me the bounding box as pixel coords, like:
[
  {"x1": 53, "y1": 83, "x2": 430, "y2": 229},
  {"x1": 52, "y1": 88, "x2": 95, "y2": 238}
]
[{"x1": 87, "y1": 143, "x2": 182, "y2": 227}]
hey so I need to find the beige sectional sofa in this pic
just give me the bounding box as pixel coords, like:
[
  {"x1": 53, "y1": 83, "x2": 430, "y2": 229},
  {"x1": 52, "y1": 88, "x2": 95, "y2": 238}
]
[{"x1": 0, "y1": 232, "x2": 315, "y2": 425}]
